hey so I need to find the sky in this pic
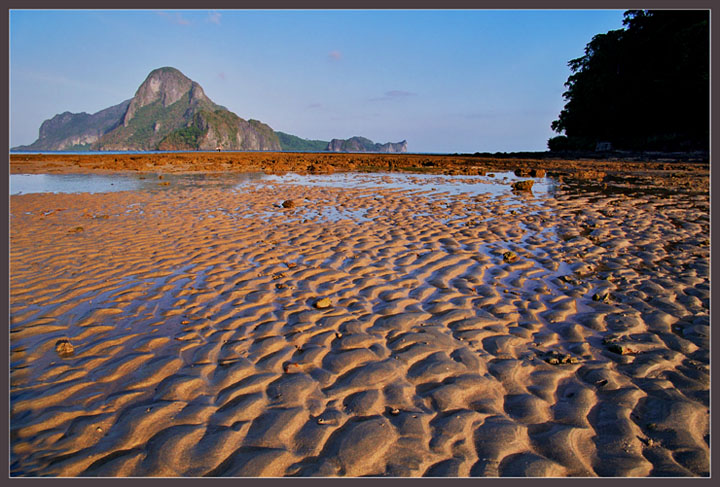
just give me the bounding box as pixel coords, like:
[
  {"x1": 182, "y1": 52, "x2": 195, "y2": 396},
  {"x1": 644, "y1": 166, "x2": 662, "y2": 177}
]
[{"x1": 9, "y1": 9, "x2": 626, "y2": 153}]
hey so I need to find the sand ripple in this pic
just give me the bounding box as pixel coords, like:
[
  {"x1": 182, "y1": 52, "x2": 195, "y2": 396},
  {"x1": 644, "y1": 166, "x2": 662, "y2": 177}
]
[{"x1": 10, "y1": 177, "x2": 709, "y2": 477}]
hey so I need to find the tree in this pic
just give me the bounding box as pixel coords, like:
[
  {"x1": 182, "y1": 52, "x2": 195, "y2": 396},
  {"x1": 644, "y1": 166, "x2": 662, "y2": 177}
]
[{"x1": 550, "y1": 10, "x2": 709, "y2": 152}]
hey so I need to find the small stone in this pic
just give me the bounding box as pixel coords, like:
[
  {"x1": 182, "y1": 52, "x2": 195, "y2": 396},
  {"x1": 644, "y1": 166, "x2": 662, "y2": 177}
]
[
  {"x1": 314, "y1": 297, "x2": 332, "y2": 309},
  {"x1": 68, "y1": 226, "x2": 84, "y2": 234},
  {"x1": 389, "y1": 407, "x2": 401, "y2": 416},
  {"x1": 530, "y1": 168, "x2": 546, "y2": 178},
  {"x1": 502, "y1": 251, "x2": 517, "y2": 263},
  {"x1": 511, "y1": 180, "x2": 534, "y2": 192},
  {"x1": 608, "y1": 344, "x2": 638, "y2": 355},
  {"x1": 316, "y1": 417, "x2": 326, "y2": 425},
  {"x1": 593, "y1": 292, "x2": 611, "y2": 302},
  {"x1": 282, "y1": 200, "x2": 295, "y2": 208},
  {"x1": 55, "y1": 339, "x2": 74, "y2": 357}
]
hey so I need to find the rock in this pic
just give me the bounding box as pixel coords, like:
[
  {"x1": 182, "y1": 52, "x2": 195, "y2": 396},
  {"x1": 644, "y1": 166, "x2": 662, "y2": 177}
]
[
  {"x1": 541, "y1": 350, "x2": 579, "y2": 365},
  {"x1": 282, "y1": 200, "x2": 295, "y2": 209},
  {"x1": 514, "y1": 168, "x2": 532, "y2": 177},
  {"x1": 511, "y1": 180, "x2": 534, "y2": 192},
  {"x1": 314, "y1": 297, "x2": 332, "y2": 309},
  {"x1": 593, "y1": 291, "x2": 611, "y2": 302},
  {"x1": 530, "y1": 168, "x2": 546, "y2": 177},
  {"x1": 55, "y1": 338, "x2": 74, "y2": 357},
  {"x1": 68, "y1": 226, "x2": 84, "y2": 234},
  {"x1": 607, "y1": 344, "x2": 639, "y2": 355},
  {"x1": 503, "y1": 251, "x2": 518, "y2": 263},
  {"x1": 574, "y1": 170, "x2": 606, "y2": 181}
]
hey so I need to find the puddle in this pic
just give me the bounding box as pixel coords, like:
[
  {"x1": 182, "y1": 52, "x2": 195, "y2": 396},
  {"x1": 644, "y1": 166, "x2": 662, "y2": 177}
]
[
  {"x1": 10, "y1": 172, "x2": 266, "y2": 195},
  {"x1": 256, "y1": 171, "x2": 554, "y2": 198}
]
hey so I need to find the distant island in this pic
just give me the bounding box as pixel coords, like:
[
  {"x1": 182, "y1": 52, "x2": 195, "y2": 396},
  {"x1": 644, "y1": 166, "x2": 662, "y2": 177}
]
[{"x1": 12, "y1": 67, "x2": 407, "y2": 154}]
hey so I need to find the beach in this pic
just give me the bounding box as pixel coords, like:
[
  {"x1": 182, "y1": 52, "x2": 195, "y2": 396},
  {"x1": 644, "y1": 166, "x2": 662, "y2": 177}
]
[{"x1": 9, "y1": 155, "x2": 710, "y2": 477}]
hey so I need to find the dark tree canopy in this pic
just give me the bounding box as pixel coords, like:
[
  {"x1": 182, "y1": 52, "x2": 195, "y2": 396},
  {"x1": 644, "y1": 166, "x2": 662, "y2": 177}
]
[{"x1": 549, "y1": 10, "x2": 709, "y2": 152}]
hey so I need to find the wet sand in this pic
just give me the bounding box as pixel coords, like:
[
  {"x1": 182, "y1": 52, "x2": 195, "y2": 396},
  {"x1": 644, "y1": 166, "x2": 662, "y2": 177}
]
[{"x1": 9, "y1": 165, "x2": 709, "y2": 477}]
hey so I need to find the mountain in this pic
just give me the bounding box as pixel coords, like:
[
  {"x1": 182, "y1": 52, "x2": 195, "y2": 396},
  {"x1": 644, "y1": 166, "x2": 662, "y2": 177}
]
[
  {"x1": 14, "y1": 67, "x2": 281, "y2": 152},
  {"x1": 275, "y1": 132, "x2": 328, "y2": 152},
  {"x1": 275, "y1": 133, "x2": 408, "y2": 153},
  {"x1": 14, "y1": 100, "x2": 131, "y2": 151},
  {"x1": 12, "y1": 67, "x2": 407, "y2": 153},
  {"x1": 326, "y1": 136, "x2": 407, "y2": 153}
]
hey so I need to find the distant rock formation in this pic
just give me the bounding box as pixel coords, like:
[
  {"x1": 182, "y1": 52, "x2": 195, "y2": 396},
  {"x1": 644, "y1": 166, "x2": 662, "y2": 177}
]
[
  {"x1": 326, "y1": 136, "x2": 407, "y2": 153},
  {"x1": 16, "y1": 100, "x2": 131, "y2": 151},
  {"x1": 14, "y1": 67, "x2": 281, "y2": 152},
  {"x1": 12, "y1": 67, "x2": 407, "y2": 153}
]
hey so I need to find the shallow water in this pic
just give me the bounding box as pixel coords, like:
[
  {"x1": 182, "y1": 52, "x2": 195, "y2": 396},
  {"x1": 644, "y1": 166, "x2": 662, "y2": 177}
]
[
  {"x1": 11, "y1": 171, "x2": 554, "y2": 197},
  {"x1": 10, "y1": 172, "x2": 265, "y2": 195}
]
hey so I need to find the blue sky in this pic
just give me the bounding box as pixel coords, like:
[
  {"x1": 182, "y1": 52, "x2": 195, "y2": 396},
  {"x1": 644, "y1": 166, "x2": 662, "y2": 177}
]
[{"x1": 10, "y1": 9, "x2": 626, "y2": 153}]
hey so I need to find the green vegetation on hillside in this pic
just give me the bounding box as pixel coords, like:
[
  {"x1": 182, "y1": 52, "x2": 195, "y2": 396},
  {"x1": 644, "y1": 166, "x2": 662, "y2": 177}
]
[
  {"x1": 550, "y1": 10, "x2": 709, "y2": 152},
  {"x1": 276, "y1": 131, "x2": 328, "y2": 152},
  {"x1": 158, "y1": 126, "x2": 205, "y2": 150}
]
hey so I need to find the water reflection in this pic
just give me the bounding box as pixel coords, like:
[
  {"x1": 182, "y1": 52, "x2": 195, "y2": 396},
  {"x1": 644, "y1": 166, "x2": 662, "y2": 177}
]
[
  {"x1": 257, "y1": 171, "x2": 554, "y2": 198},
  {"x1": 10, "y1": 172, "x2": 266, "y2": 195},
  {"x1": 10, "y1": 171, "x2": 555, "y2": 198}
]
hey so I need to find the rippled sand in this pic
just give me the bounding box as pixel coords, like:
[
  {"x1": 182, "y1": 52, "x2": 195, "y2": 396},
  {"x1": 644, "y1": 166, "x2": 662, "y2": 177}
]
[{"x1": 10, "y1": 176, "x2": 709, "y2": 477}]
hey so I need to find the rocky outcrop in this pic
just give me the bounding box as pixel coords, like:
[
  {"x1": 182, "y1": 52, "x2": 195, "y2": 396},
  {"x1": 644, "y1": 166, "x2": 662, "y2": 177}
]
[
  {"x1": 326, "y1": 136, "x2": 407, "y2": 153},
  {"x1": 122, "y1": 67, "x2": 196, "y2": 126},
  {"x1": 14, "y1": 67, "x2": 281, "y2": 152},
  {"x1": 13, "y1": 67, "x2": 406, "y2": 153},
  {"x1": 14, "y1": 100, "x2": 130, "y2": 151}
]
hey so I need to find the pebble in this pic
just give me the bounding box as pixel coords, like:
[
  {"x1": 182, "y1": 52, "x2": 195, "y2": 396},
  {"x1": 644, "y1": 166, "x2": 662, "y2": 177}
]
[
  {"x1": 314, "y1": 297, "x2": 332, "y2": 309},
  {"x1": 54, "y1": 339, "x2": 74, "y2": 357}
]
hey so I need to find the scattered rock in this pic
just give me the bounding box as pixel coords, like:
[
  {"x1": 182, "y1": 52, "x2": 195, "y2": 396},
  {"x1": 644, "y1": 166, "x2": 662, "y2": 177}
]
[
  {"x1": 514, "y1": 168, "x2": 532, "y2": 177},
  {"x1": 541, "y1": 350, "x2": 579, "y2": 365},
  {"x1": 502, "y1": 251, "x2": 518, "y2": 263},
  {"x1": 314, "y1": 297, "x2": 332, "y2": 309},
  {"x1": 282, "y1": 200, "x2": 295, "y2": 209},
  {"x1": 574, "y1": 170, "x2": 606, "y2": 181},
  {"x1": 530, "y1": 168, "x2": 546, "y2": 178},
  {"x1": 593, "y1": 291, "x2": 611, "y2": 302},
  {"x1": 55, "y1": 339, "x2": 74, "y2": 357},
  {"x1": 68, "y1": 226, "x2": 84, "y2": 234},
  {"x1": 511, "y1": 180, "x2": 534, "y2": 192}
]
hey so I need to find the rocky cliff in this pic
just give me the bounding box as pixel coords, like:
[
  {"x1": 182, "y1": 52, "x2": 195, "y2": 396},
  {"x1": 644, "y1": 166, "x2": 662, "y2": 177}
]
[
  {"x1": 13, "y1": 67, "x2": 407, "y2": 153},
  {"x1": 326, "y1": 136, "x2": 407, "y2": 153},
  {"x1": 15, "y1": 100, "x2": 131, "y2": 151},
  {"x1": 14, "y1": 67, "x2": 281, "y2": 152}
]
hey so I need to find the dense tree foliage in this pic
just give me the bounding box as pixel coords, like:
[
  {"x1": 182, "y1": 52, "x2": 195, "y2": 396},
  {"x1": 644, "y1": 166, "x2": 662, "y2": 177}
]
[{"x1": 550, "y1": 10, "x2": 709, "y2": 152}]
